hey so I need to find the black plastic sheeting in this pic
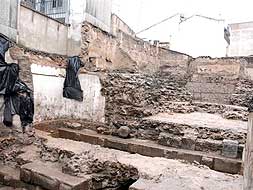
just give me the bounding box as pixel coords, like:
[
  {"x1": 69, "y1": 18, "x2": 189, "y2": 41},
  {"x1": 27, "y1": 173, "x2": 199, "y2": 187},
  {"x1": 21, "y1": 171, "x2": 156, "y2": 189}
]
[
  {"x1": 0, "y1": 34, "x2": 34, "y2": 128},
  {"x1": 63, "y1": 56, "x2": 84, "y2": 101}
]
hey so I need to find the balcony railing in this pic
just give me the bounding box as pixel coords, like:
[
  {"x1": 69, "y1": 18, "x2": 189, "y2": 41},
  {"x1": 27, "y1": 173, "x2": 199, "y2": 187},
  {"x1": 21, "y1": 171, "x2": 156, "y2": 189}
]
[{"x1": 21, "y1": 0, "x2": 68, "y2": 23}]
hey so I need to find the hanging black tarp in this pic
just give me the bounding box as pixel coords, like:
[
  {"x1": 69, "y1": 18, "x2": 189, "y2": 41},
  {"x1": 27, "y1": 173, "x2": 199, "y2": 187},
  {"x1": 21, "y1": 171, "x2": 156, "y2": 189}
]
[
  {"x1": 63, "y1": 56, "x2": 84, "y2": 101},
  {"x1": 0, "y1": 64, "x2": 34, "y2": 127},
  {"x1": 0, "y1": 62, "x2": 19, "y2": 95},
  {"x1": 0, "y1": 34, "x2": 34, "y2": 128}
]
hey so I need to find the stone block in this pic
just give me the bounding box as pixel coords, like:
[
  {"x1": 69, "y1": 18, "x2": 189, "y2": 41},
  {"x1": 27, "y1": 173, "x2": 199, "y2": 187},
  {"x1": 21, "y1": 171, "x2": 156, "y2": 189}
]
[
  {"x1": 176, "y1": 152, "x2": 202, "y2": 163},
  {"x1": 64, "y1": 122, "x2": 82, "y2": 130},
  {"x1": 58, "y1": 128, "x2": 104, "y2": 146},
  {"x1": 201, "y1": 156, "x2": 214, "y2": 169},
  {"x1": 21, "y1": 162, "x2": 91, "y2": 190},
  {"x1": 181, "y1": 135, "x2": 197, "y2": 150},
  {"x1": 195, "y1": 139, "x2": 222, "y2": 153},
  {"x1": 31, "y1": 172, "x2": 60, "y2": 190},
  {"x1": 164, "y1": 150, "x2": 178, "y2": 159},
  {"x1": 20, "y1": 169, "x2": 31, "y2": 183},
  {"x1": 222, "y1": 139, "x2": 239, "y2": 158},
  {"x1": 79, "y1": 133, "x2": 104, "y2": 146},
  {"x1": 158, "y1": 133, "x2": 182, "y2": 148},
  {"x1": 59, "y1": 183, "x2": 72, "y2": 190},
  {"x1": 128, "y1": 143, "x2": 164, "y2": 158},
  {"x1": 213, "y1": 158, "x2": 242, "y2": 174},
  {"x1": 104, "y1": 138, "x2": 128, "y2": 151}
]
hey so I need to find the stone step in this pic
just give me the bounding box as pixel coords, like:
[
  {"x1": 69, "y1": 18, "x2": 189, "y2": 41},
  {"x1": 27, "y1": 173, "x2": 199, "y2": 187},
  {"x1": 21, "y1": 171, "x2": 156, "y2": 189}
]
[
  {"x1": 0, "y1": 164, "x2": 44, "y2": 190},
  {"x1": 20, "y1": 161, "x2": 91, "y2": 190},
  {"x1": 58, "y1": 128, "x2": 242, "y2": 174},
  {"x1": 34, "y1": 115, "x2": 246, "y2": 159},
  {"x1": 142, "y1": 111, "x2": 246, "y2": 157}
]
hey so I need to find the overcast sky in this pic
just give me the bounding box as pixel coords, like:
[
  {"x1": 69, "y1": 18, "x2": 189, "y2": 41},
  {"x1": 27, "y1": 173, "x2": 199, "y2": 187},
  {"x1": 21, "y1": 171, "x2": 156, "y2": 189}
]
[{"x1": 112, "y1": 0, "x2": 253, "y2": 34}]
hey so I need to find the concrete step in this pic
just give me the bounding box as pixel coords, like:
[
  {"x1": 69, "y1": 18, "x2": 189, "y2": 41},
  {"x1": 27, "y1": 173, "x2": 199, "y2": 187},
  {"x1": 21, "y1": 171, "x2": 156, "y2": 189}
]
[{"x1": 58, "y1": 128, "x2": 242, "y2": 174}]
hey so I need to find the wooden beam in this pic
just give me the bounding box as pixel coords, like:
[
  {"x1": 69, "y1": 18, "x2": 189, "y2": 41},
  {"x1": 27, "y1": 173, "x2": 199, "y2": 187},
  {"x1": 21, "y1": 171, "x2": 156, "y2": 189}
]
[{"x1": 244, "y1": 112, "x2": 253, "y2": 189}]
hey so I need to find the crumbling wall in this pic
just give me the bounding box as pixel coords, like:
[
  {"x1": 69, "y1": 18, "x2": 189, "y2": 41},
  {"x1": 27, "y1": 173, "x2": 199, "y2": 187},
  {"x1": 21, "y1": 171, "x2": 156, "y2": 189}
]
[
  {"x1": 187, "y1": 57, "x2": 253, "y2": 106},
  {"x1": 3, "y1": 45, "x2": 105, "y2": 123},
  {"x1": 81, "y1": 22, "x2": 191, "y2": 78},
  {"x1": 101, "y1": 73, "x2": 191, "y2": 123},
  {"x1": 80, "y1": 23, "x2": 253, "y2": 118}
]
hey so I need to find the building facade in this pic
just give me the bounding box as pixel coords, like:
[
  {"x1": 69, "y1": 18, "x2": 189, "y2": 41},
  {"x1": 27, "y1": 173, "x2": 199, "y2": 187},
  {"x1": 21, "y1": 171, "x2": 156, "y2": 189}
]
[
  {"x1": 21, "y1": 0, "x2": 112, "y2": 33},
  {"x1": 138, "y1": 14, "x2": 229, "y2": 58},
  {"x1": 228, "y1": 21, "x2": 253, "y2": 56}
]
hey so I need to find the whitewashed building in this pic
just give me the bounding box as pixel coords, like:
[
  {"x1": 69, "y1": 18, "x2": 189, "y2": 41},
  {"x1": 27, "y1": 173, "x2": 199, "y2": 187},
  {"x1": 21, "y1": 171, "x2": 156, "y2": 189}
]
[{"x1": 138, "y1": 14, "x2": 229, "y2": 58}]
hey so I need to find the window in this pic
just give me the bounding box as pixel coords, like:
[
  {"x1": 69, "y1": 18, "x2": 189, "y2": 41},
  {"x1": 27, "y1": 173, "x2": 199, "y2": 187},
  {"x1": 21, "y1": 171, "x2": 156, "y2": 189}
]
[
  {"x1": 52, "y1": 0, "x2": 57, "y2": 8},
  {"x1": 58, "y1": 0, "x2": 63, "y2": 7},
  {"x1": 52, "y1": 0, "x2": 63, "y2": 8}
]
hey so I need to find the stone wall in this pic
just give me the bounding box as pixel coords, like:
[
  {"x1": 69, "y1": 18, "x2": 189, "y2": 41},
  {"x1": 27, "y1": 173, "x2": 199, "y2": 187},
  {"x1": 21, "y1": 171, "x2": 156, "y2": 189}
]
[
  {"x1": 80, "y1": 22, "x2": 191, "y2": 79},
  {"x1": 101, "y1": 73, "x2": 191, "y2": 123},
  {"x1": 1, "y1": 45, "x2": 105, "y2": 124},
  {"x1": 80, "y1": 22, "x2": 253, "y2": 108},
  {"x1": 187, "y1": 57, "x2": 253, "y2": 106}
]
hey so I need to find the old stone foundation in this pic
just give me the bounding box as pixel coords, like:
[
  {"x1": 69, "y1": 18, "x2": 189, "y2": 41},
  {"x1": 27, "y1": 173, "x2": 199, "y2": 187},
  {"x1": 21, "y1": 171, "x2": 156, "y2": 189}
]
[{"x1": 1, "y1": 21, "x2": 253, "y2": 189}]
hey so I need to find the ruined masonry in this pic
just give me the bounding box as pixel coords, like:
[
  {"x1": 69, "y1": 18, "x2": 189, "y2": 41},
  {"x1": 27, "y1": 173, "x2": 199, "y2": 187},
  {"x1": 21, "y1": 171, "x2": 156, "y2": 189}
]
[{"x1": 0, "y1": 18, "x2": 251, "y2": 190}]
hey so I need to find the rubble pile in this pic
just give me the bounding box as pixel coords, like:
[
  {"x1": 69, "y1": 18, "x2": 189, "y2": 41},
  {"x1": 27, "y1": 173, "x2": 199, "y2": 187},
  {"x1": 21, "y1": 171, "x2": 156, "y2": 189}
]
[{"x1": 101, "y1": 73, "x2": 192, "y2": 122}]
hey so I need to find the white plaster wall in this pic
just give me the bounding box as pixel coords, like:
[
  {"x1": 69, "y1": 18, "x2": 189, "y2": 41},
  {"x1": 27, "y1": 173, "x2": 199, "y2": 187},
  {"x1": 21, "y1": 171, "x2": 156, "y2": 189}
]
[
  {"x1": 66, "y1": 0, "x2": 86, "y2": 56},
  {"x1": 31, "y1": 64, "x2": 105, "y2": 122},
  {"x1": 18, "y1": 5, "x2": 68, "y2": 55}
]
